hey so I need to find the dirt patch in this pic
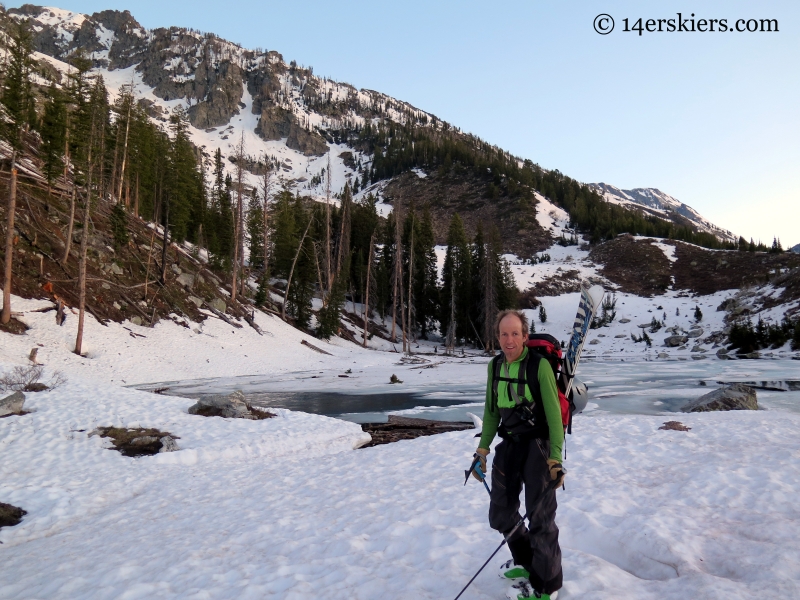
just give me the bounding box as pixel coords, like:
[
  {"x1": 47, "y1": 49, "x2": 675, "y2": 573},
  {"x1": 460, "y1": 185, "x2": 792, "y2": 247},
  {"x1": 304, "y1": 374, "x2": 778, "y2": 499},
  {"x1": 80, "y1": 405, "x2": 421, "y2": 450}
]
[
  {"x1": 0, "y1": 317, "x2": 29, "y2": 335},
  {"x1": 359, "y1": 415, "x2": 474, "y2": 448},
  {"x1": 659, "y1": 421, "x2": 691, "y2": 432},
  {"x1": 91, "y1": 427, "x2": 180, "y2": 457},
  {"x1": 589, "y1": 236, "x2": 672, "y2": 296},
  {"x1": 0, "y1": 502, "x2": 27, "y2": 529},
  {"x1": 670, "y1": 242, "x2": 800, "y2": 296},
  {"x1": 527, "y1": 269, "x2": 585, "y2": 297}
]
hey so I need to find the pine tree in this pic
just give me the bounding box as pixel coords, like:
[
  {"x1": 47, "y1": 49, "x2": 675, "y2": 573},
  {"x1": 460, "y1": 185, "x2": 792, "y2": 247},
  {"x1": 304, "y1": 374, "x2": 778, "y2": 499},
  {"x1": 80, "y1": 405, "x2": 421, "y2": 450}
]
[
  {"x1": 539, "y1": 305, "x2": 547, "y2": 323},
  {"x1": 440, "y1": 214, "x2": 472, "y2": 343},
  {"x1": 247, "y1": 189, "x2": 265, "y2": 271},
  {"x1": 414, "y1": 205, "x2": 439, "y2": 339},
  {"x1": 272, "y1": 190, "x2": 297, "y2": 278},
  {"x1": 110, "y1": 202, "x2": 129, "y2": 249},
  {"x1": 40, "y1": 84, "x2": 67, "y2": 190}
]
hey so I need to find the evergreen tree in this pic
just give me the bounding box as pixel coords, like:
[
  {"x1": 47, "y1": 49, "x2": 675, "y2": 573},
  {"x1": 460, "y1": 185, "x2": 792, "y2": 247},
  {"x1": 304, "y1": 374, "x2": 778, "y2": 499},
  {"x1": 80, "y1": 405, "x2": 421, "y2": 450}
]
[
  {"x1": 440, "y1": 214, "x2": 472, "y2": 343},
  {"x1": 272, "y1": 189, "x2": 298, "y2": 278},
  {"x1": 539, "y1": 305, "x2": 547, "y2": 323},
  {"x1": 247, "y1": 189, "x2": 265, "y2": 271},
  {"x1": 284, "y1": 197, "x2": 315, "y2": 328},
  {"x1": 110, "y1": 202, "x2": 129, "y2": 249},
  {"x1": 40, "y1": 84, "x2": 67, "y2": 189},
  {"x1": 1, "y1": 19, "x2": 35, "y2": 151},
  {"x1": 414, "y1": 205, "x2": 439, "y2": 338}
]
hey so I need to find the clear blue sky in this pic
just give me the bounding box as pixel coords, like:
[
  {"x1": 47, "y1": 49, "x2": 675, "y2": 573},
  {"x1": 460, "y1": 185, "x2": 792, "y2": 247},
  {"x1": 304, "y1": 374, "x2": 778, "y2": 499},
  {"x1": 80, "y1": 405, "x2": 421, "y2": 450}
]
[{"x1": 15, "y1": 0, "x2": 800, "y2": 247}]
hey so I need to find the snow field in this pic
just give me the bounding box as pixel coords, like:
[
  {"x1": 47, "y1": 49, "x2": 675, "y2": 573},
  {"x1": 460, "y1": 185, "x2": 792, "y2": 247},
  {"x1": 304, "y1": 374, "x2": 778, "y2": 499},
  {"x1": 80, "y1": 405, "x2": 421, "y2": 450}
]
[{"x1": 2, "y1": 372, "x2": 799, "y2": 599}]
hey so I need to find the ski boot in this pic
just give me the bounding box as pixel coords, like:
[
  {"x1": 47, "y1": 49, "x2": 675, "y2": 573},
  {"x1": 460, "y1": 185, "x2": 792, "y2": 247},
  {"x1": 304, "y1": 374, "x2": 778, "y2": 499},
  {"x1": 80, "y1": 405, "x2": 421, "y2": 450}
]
[
  {"x1": 498, "y1": 558, "x2": 530, "y2": 581},
  {"x1": 505, "y1": 580, "x2": 559, "y2": 600}
]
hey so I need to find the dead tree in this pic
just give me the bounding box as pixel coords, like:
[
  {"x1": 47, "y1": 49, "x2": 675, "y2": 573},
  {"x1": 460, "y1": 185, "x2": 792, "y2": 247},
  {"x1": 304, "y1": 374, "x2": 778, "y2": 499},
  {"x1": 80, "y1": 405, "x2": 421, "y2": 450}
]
[
  {"x1": 231, "y1": 134, "x2": 245, "y2": 302},
  {"x1": 282, "y1": 217, "x2": 313, "y2": 321},
  {"x1": 324, "y1": 151, "x2": 333, "y2": 293},
  {"x1": 61, "y1": 187, "x2": 76, "y2": 264},
  {"x1": 362, "y1": 231, "x2": 375, "y2": 348},
  {"x1": 406, "y1": 211, "x2": 415, "y2": 351},
  {"x1": 260, "y1": 155, "x2": 273, "y2": 273},
  {"x1": 1, "y1": 155, "x2": 18, "y2": 325}
]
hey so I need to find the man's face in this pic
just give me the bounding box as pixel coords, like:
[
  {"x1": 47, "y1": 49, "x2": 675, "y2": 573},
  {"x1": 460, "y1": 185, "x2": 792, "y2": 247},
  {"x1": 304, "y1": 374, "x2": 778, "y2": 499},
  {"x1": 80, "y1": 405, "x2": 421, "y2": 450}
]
[{"x1": 498, "y1": 314, "x2": 526, "y2": 363}]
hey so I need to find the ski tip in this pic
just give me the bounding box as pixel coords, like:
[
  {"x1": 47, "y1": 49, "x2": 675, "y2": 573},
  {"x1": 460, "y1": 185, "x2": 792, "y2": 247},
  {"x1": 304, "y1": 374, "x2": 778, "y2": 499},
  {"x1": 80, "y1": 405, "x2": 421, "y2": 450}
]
[{"x1": 585, "y1": 284, "x2": 605, "y2": 306}]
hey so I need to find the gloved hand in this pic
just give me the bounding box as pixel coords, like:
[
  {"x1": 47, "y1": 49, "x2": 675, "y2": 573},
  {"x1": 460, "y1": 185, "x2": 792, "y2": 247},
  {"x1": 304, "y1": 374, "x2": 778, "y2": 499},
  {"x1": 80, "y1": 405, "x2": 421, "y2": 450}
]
[
  {"x1": 546, "y1": 459, "x2": 566, "y2": 489},
  {"x1": 472, "y1": 447, "x2": 490, "y2": 481}
]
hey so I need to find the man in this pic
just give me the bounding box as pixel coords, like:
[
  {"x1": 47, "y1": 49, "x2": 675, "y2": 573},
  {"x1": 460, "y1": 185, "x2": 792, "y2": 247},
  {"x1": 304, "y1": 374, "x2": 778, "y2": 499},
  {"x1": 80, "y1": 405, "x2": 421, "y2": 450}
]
[{"x1": 472, "y1": 309, "x2": 565, "y2": 600}]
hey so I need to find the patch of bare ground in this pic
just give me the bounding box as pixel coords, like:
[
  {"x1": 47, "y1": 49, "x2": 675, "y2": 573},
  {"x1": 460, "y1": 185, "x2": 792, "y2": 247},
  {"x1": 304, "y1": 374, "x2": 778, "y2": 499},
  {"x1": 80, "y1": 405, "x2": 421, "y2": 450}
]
[
  {"x1": 659, "y1": 421, "x2": 691, "y2": 432},
  {"x1": 90, "y1": 427, "x2": 180, "y2": 457},
  {"x1": 0, "y1": 172, "x2": 276, "y2": 334},
  {"x1": 0, "y1": 502, "x2": 27, "y2": 530},
  {"x1": 754, "y1": 267, "x2": 800, "y2": 315},
  {"x1": 526, "y1": 269, "x2": 585, "y2": 297},
  {"x1": 0, "y1": 317, "x2": 28, "y2": 335},
  {"x1": 589, "y1": 235, "x2": 671, "y2": 296},
  {"x1": 670, "y1": 242, "x2": 800, "y2": 295},
  {"x1": 382, "y1": 170, "x2": 552, "y2": 257},
  {"x1": 359, "y1": 415, "x2": 474, "y2": 448}
]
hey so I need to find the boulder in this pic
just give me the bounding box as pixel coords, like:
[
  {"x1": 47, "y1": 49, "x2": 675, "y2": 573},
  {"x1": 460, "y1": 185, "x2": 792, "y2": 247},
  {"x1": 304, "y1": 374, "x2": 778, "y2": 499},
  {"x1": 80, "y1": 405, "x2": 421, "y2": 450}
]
[
  {"x1": 691, "y1": 345, "x2": 706, "y2": 353},
  {"x1": 188, "y1": 295, "x2": 204, "y2": 308},
  {"x1": 177, "y1": 273, "x2": 195, "y2": 288},
  {"x1": 0, "y1": 391, "x2": 25, "y2": 417},
  {"x1": 589, "y1": 339, "x2": 600, "y2": 345},
  {"x1": 110, "y1": 263, "x2": 124, "y2": 276},
  {"x1": 687, "y1": 328, "x2": 704, "y2": 338},
  {"x1": 664, "y1": 335, "x2": 688, "y2": 347},
  {"x1": 210, "y1": 298, "x2": 227, "y2": 313},
  {"x1": 657, "y1": 352, "x2": 669, "y2": 359},
  {"x1": 130, "y1": 316, "x2": 143, "y2": 326},
  {"x1": 618, "y1": 318, "x2": 631, "y2": 324},
  {"x1": 681, "y1": 383, "x2": 758, "y2": 412},
  {"x1": 159, "y1": 435, "x2": 180, "y2": 452},
  {"x1": 188, "y1": 391, "x2": 258, "y2": 419}
]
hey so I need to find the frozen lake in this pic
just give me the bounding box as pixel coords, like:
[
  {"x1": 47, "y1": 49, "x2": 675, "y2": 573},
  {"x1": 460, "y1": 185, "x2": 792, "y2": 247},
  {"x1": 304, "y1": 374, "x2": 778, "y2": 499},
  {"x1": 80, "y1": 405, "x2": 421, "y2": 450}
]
[{"x1": 135, "y1": 358, "x2": 800, "y2": 423}]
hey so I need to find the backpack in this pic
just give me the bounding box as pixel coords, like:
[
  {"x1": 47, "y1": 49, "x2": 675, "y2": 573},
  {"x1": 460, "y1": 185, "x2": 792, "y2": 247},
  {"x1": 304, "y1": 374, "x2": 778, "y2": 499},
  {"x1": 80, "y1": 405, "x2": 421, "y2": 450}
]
[{"x1": 527, "y1": 333, "x2": 575, "y2": 434}]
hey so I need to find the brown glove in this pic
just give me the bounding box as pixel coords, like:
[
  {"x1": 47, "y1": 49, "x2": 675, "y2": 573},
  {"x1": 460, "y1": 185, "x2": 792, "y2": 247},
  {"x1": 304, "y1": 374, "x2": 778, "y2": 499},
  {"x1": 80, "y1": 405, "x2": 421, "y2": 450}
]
[
  {"x1": 547, "y1": 459, "x2": 566, "y2": 489},
  {"x1": 472, "y1": 447, "x2": 490, "y2": 481}
]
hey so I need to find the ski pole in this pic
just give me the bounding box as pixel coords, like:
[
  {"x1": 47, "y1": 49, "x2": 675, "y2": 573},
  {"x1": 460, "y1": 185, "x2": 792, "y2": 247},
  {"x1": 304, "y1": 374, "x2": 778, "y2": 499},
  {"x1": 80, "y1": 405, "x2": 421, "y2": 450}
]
[
  {"x1": 452, "y1": 503, "x2": 538, "y2": 600},
  {"x1": 452, "y1": 478, "x2": 562, "y2": 600}
]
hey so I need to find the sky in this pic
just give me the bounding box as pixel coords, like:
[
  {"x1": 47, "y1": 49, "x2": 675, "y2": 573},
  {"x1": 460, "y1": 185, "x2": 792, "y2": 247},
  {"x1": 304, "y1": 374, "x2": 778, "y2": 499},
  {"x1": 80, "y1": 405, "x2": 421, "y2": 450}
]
[{"x1": 12, "y1": 0, "x2": 799, "y2": 247}]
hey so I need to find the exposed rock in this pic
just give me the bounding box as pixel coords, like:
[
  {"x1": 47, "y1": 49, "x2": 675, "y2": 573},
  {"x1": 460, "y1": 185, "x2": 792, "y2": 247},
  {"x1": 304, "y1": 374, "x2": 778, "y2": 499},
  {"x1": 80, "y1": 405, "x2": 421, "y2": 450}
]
[
  {"x1": 389, "y1": 374, "x2": 403, "y2": 384},
  {"x1": 682, "y1": 383, "x2": 758, "y2": 412},
  {"x1": 187, "y1": 391, "x2": 275, "y2": 420},
  {"x1": 110, "y1": 263, "x2": 124, "y2": 275},
  {"x1": 589, "y1": 339, "x2": 600, "y2": 345},
  {"x1": 130, "y1": 316, "x2": 143, "y2": 326},
  {"x1": 159, "y1": 435, "x2": 180, "y2": 452},
  {"x1": 0, "y1": 391, "x2": 25, "y2": 417},
  {"x1": 664, "y1": 335, "x2": 688, "y2": 347},
  {"x1": 618, "y1": 318, "x2": 631, "y2": 324},
  {"x1": 687, "y1": 328, "x2": 704, "y2": 338},
  {"x1": 171, "y1": 264, "x2": 182, "y2": 275},
  {"x1": 255, "y1": 106, "x2": 328, "y2": 156},
  {"x1": 691, "y1": 345, "x2": 706, "y2": 353},
  {"x1": 0, "y1": 502, "x2": 27, "y2": 529},
  {"x1": 210, "y1": 298, "x2": 227, "y2": 313},
  {"x1": 177, "y1": 273, "x2": 195, "y2": 288},
  {"x1": 657, "y1": 352, "x2": 669, "y2": 359},
  {"x1": 717, "y1": 298, "x2": 736, "y2": 312},
  {"x1": 188, "y1": 295, "x2": 204, "y2": 308},
  {"x1": 615, "y1": 334, "x2": 627, "y2": 338}
]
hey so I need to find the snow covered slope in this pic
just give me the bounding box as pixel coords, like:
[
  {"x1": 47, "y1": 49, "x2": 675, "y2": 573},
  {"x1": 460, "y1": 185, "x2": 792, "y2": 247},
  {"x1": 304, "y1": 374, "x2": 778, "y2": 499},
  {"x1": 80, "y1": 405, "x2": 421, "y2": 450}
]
[{"x1": 590, "y1": 183, "x2": 736, "y2": 244}]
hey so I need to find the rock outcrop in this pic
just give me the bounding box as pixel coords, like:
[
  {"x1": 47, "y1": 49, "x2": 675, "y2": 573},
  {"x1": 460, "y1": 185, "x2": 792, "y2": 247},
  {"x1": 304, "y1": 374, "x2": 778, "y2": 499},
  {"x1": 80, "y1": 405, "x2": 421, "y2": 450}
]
[
  {"x1": 0, "y1": 391, "x2": 25, "y2": 417},
  {"x1": 187, "y1": 391, "x2": 274, "y2": 420},
  {"x1": 681, "y1": 383, "x2": 758, "y2": 412}
]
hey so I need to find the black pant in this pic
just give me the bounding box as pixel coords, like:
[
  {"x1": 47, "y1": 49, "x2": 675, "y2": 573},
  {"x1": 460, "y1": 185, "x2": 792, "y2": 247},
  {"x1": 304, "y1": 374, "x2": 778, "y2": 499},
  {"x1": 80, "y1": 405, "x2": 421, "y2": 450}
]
[{"x1": 489, "y1": 436, "x2": 563, "y2": 595}]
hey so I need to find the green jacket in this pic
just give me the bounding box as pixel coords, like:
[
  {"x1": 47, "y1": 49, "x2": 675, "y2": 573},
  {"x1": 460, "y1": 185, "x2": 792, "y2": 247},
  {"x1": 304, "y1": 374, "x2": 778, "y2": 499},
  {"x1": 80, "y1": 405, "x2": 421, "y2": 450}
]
[{"x1": 478, "y1": 347, "x2": 564, "y2": 461}]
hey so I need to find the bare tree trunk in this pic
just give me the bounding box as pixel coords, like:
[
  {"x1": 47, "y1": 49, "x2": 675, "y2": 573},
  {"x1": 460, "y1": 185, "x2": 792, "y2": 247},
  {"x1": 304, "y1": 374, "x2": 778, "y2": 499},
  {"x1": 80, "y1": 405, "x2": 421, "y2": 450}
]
[
  {"x1": 116, "y1": 94, "x2": 132, "y2": 205},
  {"x1": 282, "y1": 217, "x2": 313, "y2": 321},
  {"x1": 406, "y1": 215, "x2": 414, "y2": 350},
  {"x1": 232, "y1": 134, "x2": 245, "y2": 302},
  {"x1": 391, "y1": 203, "x2": 403, "y2": 343},
  {"x1": 160, "y1": 197, "x2": 170, "y2": 285},
  {"x1": 362, "y1": 231, "x2": 375, "y2": 348},
  {"x1": 1, "y1": 159, "x2": 18, "y2": 325},
  {"x1": 324, "y1": 152, "x2": 332, "y2": 293},
  {"x1": 313, "y1": 242, "x2": 325, "y2": 297},
  {"x1": 74, "y1": 153, "x2": 95, "y2": 355},
  {"x1": 483, "y1": 239, "x2": 497, "y2": 352},
  {"x1": 143, "y1": 227, "x2": 155, "y2": 302},
  {"x1": 133, "y1": 172, "x2": 139, "y2": 218},
  {"x1": 261, "y1": 158, "x2": 272, "y2": 273},
  {"x1": 61, "y1": 187, "x2": 76, "y2": 264}
]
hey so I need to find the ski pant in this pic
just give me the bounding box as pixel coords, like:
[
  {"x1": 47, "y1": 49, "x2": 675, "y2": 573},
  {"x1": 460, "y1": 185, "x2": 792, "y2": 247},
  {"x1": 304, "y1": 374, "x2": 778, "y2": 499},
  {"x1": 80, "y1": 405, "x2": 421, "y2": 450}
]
[{"x1": 489, "y1": 435, "x2": 563, "y2": 595}]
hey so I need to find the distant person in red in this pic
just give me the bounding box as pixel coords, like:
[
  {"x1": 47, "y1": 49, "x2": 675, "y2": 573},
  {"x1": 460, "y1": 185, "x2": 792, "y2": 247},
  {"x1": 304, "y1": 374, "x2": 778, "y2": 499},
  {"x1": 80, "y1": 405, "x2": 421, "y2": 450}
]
[{"x1": 472, "y1": 310, "x2": 565, "y2": 600}]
